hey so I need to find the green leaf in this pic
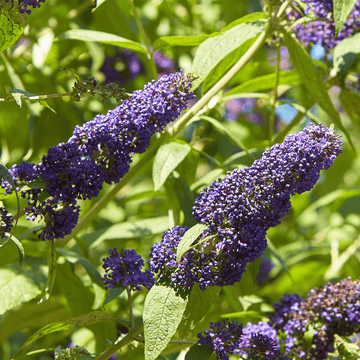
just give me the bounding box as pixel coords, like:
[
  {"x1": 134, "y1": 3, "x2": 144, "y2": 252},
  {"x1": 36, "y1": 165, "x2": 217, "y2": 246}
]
[
  {"x1": 15, "y1": 311, "x2": 119, "y2": 355},
  {"x1": 0, "y1": 234, "x2": 24, "y2": 266},
  {"x1": 339, "y1": 89, "x2": 360, "y2": 132},
  {"x1": 192, "y1": 19, "x2": 268, "y2": 90},
  {"x1": 153, "y1": 34, "x2": 217, "y2": 51},
  {"x1": 304, "y1": 323, "x2": 316, "y2": 348},
  {"x1": 143, "y1": 284, "x2": 189, "y2": 360},
  {"x1": 190, "y1": 168, "x2": 225, "y2": 193},
  {"x1": 176, "y1": 224, "x2": 208, "y2": 262},
  {"x1": 239, "y1": 294, "x2": 264, "y2": 312},
  {"x1": 0, "y1": 1, "x2": 27, "y2": 53},
  {"x1": 221, "y1": 12, "x2": 269, "y2": 31},
  {"x1": 85, "y1": 216, "x2": 170, "y2": 249},
  {"x1": 0, "y1": 257, "x2": 47, "y2": 315},
  {"x1": 282, "y1": 31, "x2": 354, "y2": 151},
  {"x1": 5, "y1": 86, "x2": 35, "y2": 108},
  {"x1": 39, "y1": 240, "x2": 57, "y2": 303},
  {"x1": 103, "y1": 287, "x2": 125, "y2": 306},
  {"x1": 179, "y1": 284, "x2": 221, "y2": 339},
  {"x1": 226, "y1": 70, "x2": 301, "y2": 95},
  {"x1": 26, "y1": 178, "x2": 46, "y2": 189},
  {"x1": 333, "y1": 0, "x2": 357, "y2": 36},
  {"x1": 153, "y1": 142, "x2": 191, "y2": 191},
  {"x1": 58, "y1": 30, "x2": 148, "y2": 54},
  {"x1": 184, "y1": 344, "x2": 212, "y2": 360},
  {"x1": 332, "y1": 33, "x2": 360, "y2": 77},
  {"x1": 333, "y1": 334, "x2": 360, "y2": 360}
]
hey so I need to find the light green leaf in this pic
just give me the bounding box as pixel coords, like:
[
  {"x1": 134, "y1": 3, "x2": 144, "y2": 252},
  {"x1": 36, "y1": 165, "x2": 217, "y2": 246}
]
[
  {"x1": 179, "y1": 284, "x2": 221, "y2": 339},
  {"x1": 0, "y1": 257, "x2": 47, "y2": 315},
  {"x1": 221, "y1": 12, "x2": 269, "y2": 31},
  {"x1": 192, "y1": 19, "x2": 268, "y2": 90},
  {"x1": 333, "y1": 334, "x2": 360, "y2": 360},
  {"x1": 282, "y1": 31, "x2": 354, "y2": 151},
  {"x1": 333, "y1": 0, "x2": 357, "y2": 36},
  {"x1": 5, "y1": 86, "x2": 35, "y2": 108},
  {"x1": 153, "y1": 34, "x2": 217, "y2": 51},
  {"x1": 15, "y1": 311, "x2": 119, "y2": 355},
  {"x1": 144, "y1": 284, "x2": 189, "y2": 360},
  {"x1": 153, "y1": 142, "x2": 191, "y2": 191},
  {"x1": 333, "y1": 32, "x2": 360, "y2": 77},
  {"x1": 184, "y1": 344, "x2": 212, "y2": 360},
  {"x1": 176, "y1": 224, "x2": 208, "y2": 262},
  {"x1": 339, "y1": 89, "x2": 360, "y2": 132},
  {"x1": 85, "y1": 216, "x2": 170, "y2": 249},
  {"x1": 226, "y1": 70, "x2": 301, "y2": 95},
  {"x1": 58, "y1": 30, "x2": 148, "y2": 54}
]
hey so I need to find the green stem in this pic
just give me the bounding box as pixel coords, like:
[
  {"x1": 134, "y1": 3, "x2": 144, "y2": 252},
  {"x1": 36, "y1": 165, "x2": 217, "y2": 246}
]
[
  {"x1": 126, "y1": 286, "x2": 135, "y2": 331},
  {"x1": 95, "y1": 324, "x2": 144, "y2": 360},
  {"x1": 57, "y1": 26, "x2": 270, "y2": 248},
  {"x1": 129, "y1": 0, "x2": 158, "y2": 80},
  {"x1": 269, "y1": 44, "x2": 280, "y2": 140}
]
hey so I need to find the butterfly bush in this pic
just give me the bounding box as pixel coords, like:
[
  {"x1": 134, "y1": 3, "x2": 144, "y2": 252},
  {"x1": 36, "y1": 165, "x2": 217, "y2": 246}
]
[
  {"x1": 150, "y1": 124, "x2": 343, "y2": 290},
  {"x1": 102, "y1": 248, "x2": 155, "y2": 291},
  {"x1": 0, "y1": 207, "x2": 14, "y2": 237},
  {"x1": 286, "y1": 0, "x2": 360, "y2": 50},
  {"x1": 0, "y1": 72, "x2": 195, "y2": 240},
  {"x1": 270, "y1": 277, "x2": 360, "y2": 359}
]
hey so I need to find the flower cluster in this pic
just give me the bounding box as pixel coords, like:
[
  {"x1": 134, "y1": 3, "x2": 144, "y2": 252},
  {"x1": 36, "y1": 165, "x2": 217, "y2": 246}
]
[
  {"x1": 197, "y1": 319, "x2": 243, "y2": 360},
  {"x1": 270, "y1": 277, "x2": 360, "y2": 359},
  {"x1": 0, "y1": 207, "x2": 14, "y2": 238},
  {"x1": 286, "y1": 0, "x2": 360, "y2": 50},
  {"x1": 102, "y1": 248, "x2": 155, "y2": 291},
  {"x1": 1, "y1": 72, "x2": 195, "y2": 240},
  {"x1": 149, "y1": 124, "x2": 342, "y2": 290},
  {"x1": 4, "y1": 0, "x2": 45, "y2": 14}
]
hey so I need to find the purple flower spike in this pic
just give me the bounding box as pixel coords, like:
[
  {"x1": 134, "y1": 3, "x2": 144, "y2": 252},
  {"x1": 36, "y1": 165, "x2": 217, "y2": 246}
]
[
  {"x1": 102, "y1": 248, "x2": 155, "y2": 291},
  {"x1": 0, "y1": 207, "x2": 14, "y2": 237},
  {"x1": 197, "y1": 319, "x2": 243, "y2": 360}
]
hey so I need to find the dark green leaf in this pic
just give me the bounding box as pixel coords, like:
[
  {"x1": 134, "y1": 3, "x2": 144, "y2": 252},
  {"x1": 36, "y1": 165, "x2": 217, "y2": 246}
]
[
  {"x1": 339, "y1": 89, "x2": 360, "y2": 132},
  {"x1": 333, "y1": 33, "x2": 360, "y2": 77},
  {"x1": 143, "y1": 284, "x2": 189, "y2": 360},
  {"x1": 333, "y1": 0, "x2": 357, "y2": 36},
  {"x1": 58, "y1": 30, "x2": 148, "y2": 54},
  {"x1": 0, "y1": 234, "x2": 24, "y2": 266},
  {"x1": 184, "y1": 344, "x2": 212, "y2": 360},
  {"x1": 176, "y1": 223, "x2": 208, "y2": 262},
  {"x1": 192, "y1": 20, "x2": 268, "y2": 90},
  {"x1": 103, "y1": 287, "x2": 125, "y2": 306},
  {"x1": 153, "y1": 141, "x2": 191, "y2": 191}
]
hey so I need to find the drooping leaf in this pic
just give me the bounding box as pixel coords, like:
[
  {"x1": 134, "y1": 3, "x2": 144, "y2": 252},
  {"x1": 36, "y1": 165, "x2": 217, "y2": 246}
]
[
  {"x1": 143, "y1": 284, "x2": 189, "y2": 360},
  {"x1": 58, "y1": 30, "x2": 148, "y2": 54},
  {"x1": 192, "y1": 19, "x2": 268, "y2": 90},
  {"x1": 184, "y1": 344, "x2": 212, "y2": 360},
  {"x1": 333, "y1": 0, "x2": 357, "y2": 36},
  {"x1": 153, "y1": 142, "x2": 191, "y2": 191},
  {"x1": 282, "y1": 31, "x2": 354, "y2": 151},
  {"x1": 103, "y1": 287, "x2": 126, "y2": 306},
  {"x1": 0, "y1": 257, "x2": 47, "y2": 315},
  {"x1": 176, "y1": 224, "x2": 208, "y2": 262},
  {"x1": 332, "y1": 32, "x2": 360, "y2": 78},
  {"x1": 179, "y1": 284, "x2": 221, "y2": 338},
  {"x1": 339, "y1": 89, "x2": 360, "y2": 132}
]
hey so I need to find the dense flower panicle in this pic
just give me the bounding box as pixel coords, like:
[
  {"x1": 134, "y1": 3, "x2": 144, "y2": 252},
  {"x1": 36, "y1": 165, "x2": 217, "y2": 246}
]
[
  {"x1": 102, "y1": 248, "x2": 155, "y2": 291},
  {"x1": 0, "y1": 207, "x2": 14, "y2": 237},
  {"x1": 5, "y1": 0, "x2": 45, "y2": 14},
  {"x1": 286, "y1": 0, "x2": 360, "y2": 50},
  {"x1": 150, "y1": 124, "x2": 342, "y2": 290},
  {"x1": 197, "y1": 320, "x2": 243, "y2": 360},
  {"x1": 1, "y1": 72, "x2": 195, "y2": 240},
  {"x1": 270, "y1": 277, "x2": 360, "y2": 359}
]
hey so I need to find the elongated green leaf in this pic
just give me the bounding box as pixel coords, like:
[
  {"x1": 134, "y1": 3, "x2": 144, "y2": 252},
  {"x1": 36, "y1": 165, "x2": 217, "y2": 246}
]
[
  {"x1": 333, "y1": 0, "x2": 357, "y2": 36},
  {"x1": 221, "y1": 12, "x2": 268, "y2": 31},
  {"x1": 153, "y1": 34, "x2": 217, "y2": 51},
  {"x1": 144, "y1": 284, "x2": 189, "y2": 360},
  {"x1": 184, "y1": 344, "x2": 212, "y2": 360},
  {"x1": 282, "y1": 31, "x2": 354, "y2": 150},
  {"x1": 153, "y1": 142, "x2": 191, "y2": 191},
  {"x1": 192, "y1": 20, "x2": 267, "y2": 89},
  {"x1": 103, "y1": 287, "x2": 125, "y2": 306},
  {"x1": 179, "y1": 284, "x2": 221, "y2": 338},
  {"x1": 226, "y1": 70, "x2": 301, "y2": 95},
  {"x1": 176, "y1": 224, "x2": 208, "y2": 262},
  {"x1": 0, "y1": 257, "x2": 47, "y2": 315},
  {"x1": 333, "y1": 33, "x2": 360, "y2": 77},
  {"x1": 85, "y1": 216, "x2": 170, "y2": 249},
  {"x1": 339, "y1": 89, "x2": 360, "y2": 132},
  {"x1": 190, "y1": 168, "x2": 225, "y2": 192},
  {"x1": 16, "y1": 311, "x2": 119, "y2": 354},
  {"x1": 58, "y1": 30, "x2": 148, "y2": 54}
]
